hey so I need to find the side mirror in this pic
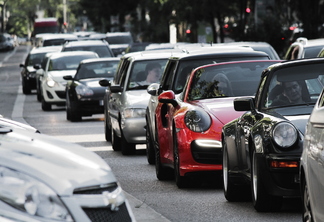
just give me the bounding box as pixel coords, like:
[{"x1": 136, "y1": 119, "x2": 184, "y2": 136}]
[
  {"x1": 158, "y1": 90, "x2": 178, "y2": 107},
  {"x1": 147, "y1": 83, "x2": 160, "y2": 96},
  {"x1": 99, "y1": 79, "x2": 111, "y2": 87},
  {"x1": 63, "y1": 75, "x2": 73, "y2": 80},
  {"x1": 109, "y1": 85, "x2": 123, "y2": 93},
  {"x1": 19, "y1": 64, "x2": 25, "y2": 68},
  {"x1": 233, "y1": 97, "x2": 255, "y2": 112}
]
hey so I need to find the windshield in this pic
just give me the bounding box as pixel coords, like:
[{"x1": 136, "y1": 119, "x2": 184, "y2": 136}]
[
  {"x1": 187, "y1": 61, "x2": 278, "y2": 101},
  {"x1": 264, "y1": 63, "x2": 324, "y2": 109},
  {"x1": 75, "y1": 60, "x2": 119, "y2": 79},
  {"x1": 127, "y1": 59, "x2": 168, "y2": 90},
  {"x1": 63, "y1": 45, "x2": 113, "y2": 57},
  {"x1": 107, "y1": 35, "x2": 133, "y2": 44},
  {"x1": 49, "y1": 54, "x2": 98, "y2": 71}
]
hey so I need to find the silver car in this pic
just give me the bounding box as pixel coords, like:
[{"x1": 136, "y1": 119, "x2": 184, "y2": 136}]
[
  {"x1": 300, "y1": 87, "x2": 324, "y2": 222},
  {"x1": 100, "y1": 50, "x2": 183, "y2": 155},
  {"x1": 0, "y1": 125, "x2": 135, "y2": 222}
]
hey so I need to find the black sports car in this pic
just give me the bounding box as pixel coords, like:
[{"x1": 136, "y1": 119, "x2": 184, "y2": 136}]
[
  {"x1": 64, "y1": 57, "x2": 120, "y2": 121},
  {"x1": 222, "y1": 58, "x2": 324, "y2": 212}
]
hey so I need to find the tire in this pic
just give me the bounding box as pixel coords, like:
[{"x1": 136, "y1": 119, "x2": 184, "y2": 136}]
[
  {"x1": 173, "y1": 128, "x2": 190, "y2": 188},
  {"x1": 69, "y1": 101, "x2": 82, "y2": 122},
  {"x1": 66, "y1": 92, "x2": 71, "y2": 120},
  {"x1": 22, "y1": 78, "x2": 31, "y2": 94},
  {"x1": 36, "y1": 83, "x2": 42, "y2": 102},
  {"x1": 155, "y1": 142, "x2": 173, "y2": 180},
  {"x1": 223, "y1": 139, "x2": 250, "y2": 201},
  {"x1": 302, "y1": 179, "x2": 313, "y2": 222},
  {"x1": 111, "y1": 128, "x2": 121, "y2": 151},
  {"x1": 251, "y1": 148, "x2": 282, "y2": 212},
  {"x1": 121, "y1": 130, "x2": 136, "y2": 155},
  {"x1": 41, "y1": 98, "x2": 51, "y2": 111},
  {"x1": 146, "y1": 121, "x2": 155, "y2": 164},
  {"x1": 104, "y1": 113, "x2": 112, "y2": 142}
]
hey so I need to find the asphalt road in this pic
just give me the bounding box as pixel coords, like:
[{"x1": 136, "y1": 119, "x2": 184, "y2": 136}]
[{"x1": 0, "y1": 44, "x2": 303, "y2": 222}]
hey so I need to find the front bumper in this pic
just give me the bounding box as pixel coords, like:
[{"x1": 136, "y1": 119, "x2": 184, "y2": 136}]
[
  {"x1": 258, "y1": 153, "x2": 301, "y2": 197},
  {"x1": 121, "y1": 117, "x2": 146, "y2": 144}
]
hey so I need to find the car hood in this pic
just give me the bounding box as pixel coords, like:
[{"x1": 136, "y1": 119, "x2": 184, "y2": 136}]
[
  {"x1": 80, "y1": 78, "x2": 112, "y2": 89},
  {"x1": 0, "y1": 117, "x2": 38, "y2": 133},
  {"x1": 192, "y1": 97, "x2": 245, "y2": 125},
  {"x1": 266, "y1": 107, "x2": 311, "y2": 135},
  {"x1": 281, "y1": 115, "x2": 309, "y2": 135},
  {"x1": 26, "y1": 66, "x2": 36, "y2": 73},
  {"x1": 48, "y1": 70, "x2": 76, "y2": 78},
  {"x1": 123, "y1": 90, "x2": 151, "y2": 108},
  {"x1": 0, "y1": 127, "x2": 115, "y2": 196}
]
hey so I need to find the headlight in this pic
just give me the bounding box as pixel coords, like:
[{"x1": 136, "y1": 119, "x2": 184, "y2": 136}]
[
  {"x1": 272, "y1": 122, "x2": 297, "y2": 148},
  {"x1": 75, "y1": 85, "x2": 94, "y2": 97},
  {"x1": 122, "y1": 108, "x2": 146, "y2": 118},
  {"x1": 0, "y1": 166, "x2": 73, "y2": 221},
  {"x1": 184, "y1": 109, "x2": 211, "y2": 132},
  {"x1": 45, "y1": 76, "x2": 57, "y2": 88}
]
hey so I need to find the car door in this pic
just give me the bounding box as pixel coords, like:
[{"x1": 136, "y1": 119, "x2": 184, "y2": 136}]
[
  {"x1": 155, "y1": 60, "x2": 179, "y2": 163},
  {"x1": 108, "y1": 58, "x2": 131, "y2": 136}
]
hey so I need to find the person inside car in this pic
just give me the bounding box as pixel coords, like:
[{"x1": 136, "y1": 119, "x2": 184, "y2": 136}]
[
  {"x1": 271, "y1": 80, "x2": 304, "y2": 106},
  {"x1": 144, "y1": 62, "x2": 162, "y2": 84}
]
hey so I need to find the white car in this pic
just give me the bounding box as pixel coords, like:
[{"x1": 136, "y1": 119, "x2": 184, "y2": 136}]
[
  {"x1": 0, "y1": 125, "x2": 136, "y2": 222},
  {"x1": 37, "y1": 51, "x2": 99, "y2": 111}
]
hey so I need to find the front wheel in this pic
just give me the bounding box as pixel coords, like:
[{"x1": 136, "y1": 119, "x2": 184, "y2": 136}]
[
  {"x1": 146, "y1": 122, "x2": 155, "y2": 164},
  {"x1": 173, "y1": 129, "x2": 190, "y2": 188},
  {"x1": 251, "y1": 148, "x2": 282, "y2": 212},
  {"x1": 22, "y1": 78, "x2": 31, "y2": 94},
  {"x1": 223, "y1": 140, "x2": 250, "y2": 201},
  {"x1": 121, "y1": 130, "x2": 136, "y2": 155},
  {"x1": 302, "y1": 179, "x2": 313, "y2": 222},
  {"x1": 41, "y1": 98, "x2": 51, "y2": 111},
  {"x1": 155, "y1": 143, "x2": 173, "y2": 180},
  {"x1": 104, "y1": 113, "x2": 112, "y2": 141},
  {"x1": 111, "y1": 128, "x2": 121, "y2": 151}
]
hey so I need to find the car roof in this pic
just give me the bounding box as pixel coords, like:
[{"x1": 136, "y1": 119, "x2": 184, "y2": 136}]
[
  {"x1": 265, "y1": 57, "x2": 324, "y2": 73},
  {"x1": 30, "y1": 46, "x2": 62, "y2": 54},
  {"x1": 37, "y1": 33, "x2": 78, "y2": 40},
  {"x1": 106, "y1": 32, "x2": 132, "y2": 37},
  {"x1": 63, "y1": 39, "x2": 109, "y2": 47},
  {"x1": 48, "y1": 51, "x2": 98, "y2": 60},
  {"x1": 79, "y1": 57, "x2": 120, "y2": 65},
  {"x1": 121, "y1": 49, "x2": 185, "y2": 61},
  {"x1": 167, "y1": 47, "x2": 270, "y2": 60}
]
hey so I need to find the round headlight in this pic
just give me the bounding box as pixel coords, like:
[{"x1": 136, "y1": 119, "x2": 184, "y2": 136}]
[
  {"x1": 272, "y1": 122, "x2": 297, "y2": 148},
  {"x1": 184, "y1": 109, "x2": 211, "y2": 133}
]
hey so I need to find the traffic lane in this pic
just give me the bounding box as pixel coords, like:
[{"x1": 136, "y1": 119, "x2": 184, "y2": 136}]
[{"x1": 0, "y1": 46, "x2": 30, "y2": 118}]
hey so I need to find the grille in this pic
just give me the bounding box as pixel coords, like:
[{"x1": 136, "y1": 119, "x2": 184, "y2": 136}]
[
  {"x1": 73, "y1": 183, "x2": 132, "y2": 222},
  {"x1": 83, "y1": 203, "x2": 132, "y2": 222}
]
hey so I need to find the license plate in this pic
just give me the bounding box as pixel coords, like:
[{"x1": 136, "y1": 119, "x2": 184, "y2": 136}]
[{"x1": 99, "y1": 100, "x2": 104, "y2": 106}]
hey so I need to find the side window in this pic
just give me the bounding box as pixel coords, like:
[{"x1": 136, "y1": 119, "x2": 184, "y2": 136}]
[
  {"x1": 161, "y1": 60, "x2": 177, "y2": 90},
  {"x1": 118, "y1": 60, "x2": 131, "y2": 87},
  {"x1": 114, "y1": 59, "x2": 128, "y2": 84}
]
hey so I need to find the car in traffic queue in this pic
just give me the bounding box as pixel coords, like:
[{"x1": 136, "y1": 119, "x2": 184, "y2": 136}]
[
  {"x1": 19, "y1": 46, "x2": 62, "y2": 94},
  {"x1": 146, "y1": 47, "x2": 272, "y2": 164},
  {"x1": 222, "y1": 57, "x2": 324, "y2": 212},
  {"x1": 300, "y1": 87, "x2": 324, "y2": 222},
  {"x1": 105, "y1": 32, "x2": 134, "y2": 57},
  {"x1": 63, "y1": 57, "x2": 120, "y2": 121},
  {"x1": 34, "y1": 33, "x2": 78, "y2": 48},
  {"x1": 0, "y1": 114, "x2": 39, "y2": 133},
  {"x1": 99, "y1": 49, "x2": 184, "y2": 155},
  {"x1": 0, "y1": 122, "x2": 135, "y2": 222},
  {"x1": 36, "y1": 51, "x2": 99, "y2": 111},
  {"x1": 155, "y1": 60, "x2": 280, "y2": 188},
  {"x1": 284, "y1": 37, "x2": 324, "y2": 60},
  {"x1": 61, "y1": 39, "x2": 115, "y2": 58}
]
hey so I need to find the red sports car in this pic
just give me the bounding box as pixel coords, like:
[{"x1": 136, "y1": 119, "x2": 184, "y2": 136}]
[{"x1": 155, "y1": 60, "x2": 281, "y2": 188}]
